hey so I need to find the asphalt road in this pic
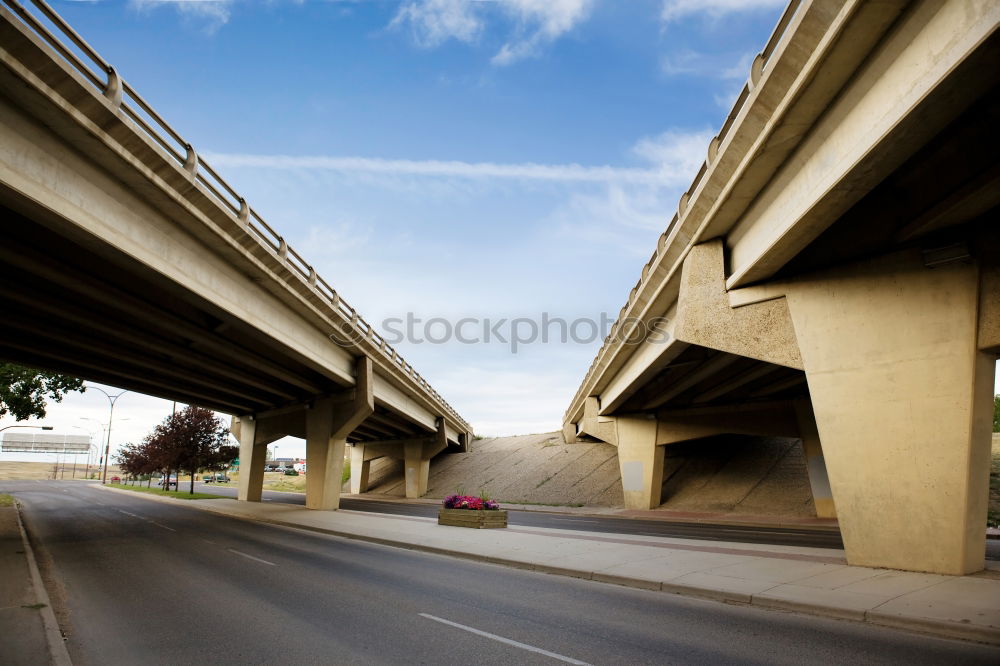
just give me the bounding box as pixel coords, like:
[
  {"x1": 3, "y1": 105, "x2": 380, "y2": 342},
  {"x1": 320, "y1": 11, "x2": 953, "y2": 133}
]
[{"x1": 3, "y1": 479, "x2": 998, "y2": 665}]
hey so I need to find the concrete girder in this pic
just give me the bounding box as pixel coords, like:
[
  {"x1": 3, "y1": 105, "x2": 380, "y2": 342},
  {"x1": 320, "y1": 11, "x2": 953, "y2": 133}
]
[{"x1": 675, "y1": 240, "x2": 802, "y2": 370}]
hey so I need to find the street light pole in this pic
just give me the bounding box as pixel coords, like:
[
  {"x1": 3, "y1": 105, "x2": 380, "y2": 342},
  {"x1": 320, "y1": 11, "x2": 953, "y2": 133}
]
[
  {"x1": 88, "y1": 387, "x2": 129, "y2": 485},
  {"x1": 0, "y1": 424, "x2": 54, "y2": 433}
]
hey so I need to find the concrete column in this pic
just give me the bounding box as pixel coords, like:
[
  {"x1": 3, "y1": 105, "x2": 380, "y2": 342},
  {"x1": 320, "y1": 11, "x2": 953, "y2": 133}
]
[
  {"x1": 562, "y1": 421, "x2": 578, "y2": 444},
  {"x1": 404, "y1": 440, "x2": 430, "y2": 499},
  {"x1": 615, "y1": 416, "x2": 664, "y2": 510},
  {"x1": 236, "y1": 416, "x2": 265, "y2": 502},
  {"x1": 306, "y1": 397, "x2": 347, "y2": 511},
  {"x1": 349, "y1": 444, "x2": 370, "y2": 494},
  {"x1": 785, "y1": 250, "x2": 994, "y2": 574},
  {"x1": 793, "y1": 401, "x2": 836, "y2": 518}
]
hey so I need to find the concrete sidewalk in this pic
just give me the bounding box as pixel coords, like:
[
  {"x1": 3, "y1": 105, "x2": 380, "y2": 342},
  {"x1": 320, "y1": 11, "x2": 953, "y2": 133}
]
[
  {"x1": 101, "y1": 486, "x2": 1000, "y2": 646},
  {"x1": 0, "y1": 500, "x2": 70, "y2": 666}
]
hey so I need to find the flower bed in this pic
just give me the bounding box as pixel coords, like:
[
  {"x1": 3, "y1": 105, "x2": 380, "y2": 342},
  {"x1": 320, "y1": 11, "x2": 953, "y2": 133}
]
[
  {"x1": 439, "y1": 494, "x2": 507, "y2": 528},
  {"x1": 442, "y1": 494, "x2": 501, "y2": 511}
]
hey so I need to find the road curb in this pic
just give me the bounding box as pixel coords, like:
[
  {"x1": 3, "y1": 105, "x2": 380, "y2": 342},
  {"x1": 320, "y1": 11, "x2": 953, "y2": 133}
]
[
  {"x1": 95, "y1": 486, "x2": 1000, "y2": 646},
  {"x1": 13, "y1": 500, "x2": 72, "y2": 666}
]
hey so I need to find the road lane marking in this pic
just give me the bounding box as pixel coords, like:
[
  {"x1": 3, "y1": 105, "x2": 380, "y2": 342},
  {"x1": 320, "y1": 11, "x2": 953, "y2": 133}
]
[
  {"x1": 228, "y1": 548, "x2": 276, "y2": 566},
  {"x1": 418, "y1": 613, "x2": 590, "y2": 665},
  {"x1": 116, "y1": 509, "x2": 175, "y2": 531}
]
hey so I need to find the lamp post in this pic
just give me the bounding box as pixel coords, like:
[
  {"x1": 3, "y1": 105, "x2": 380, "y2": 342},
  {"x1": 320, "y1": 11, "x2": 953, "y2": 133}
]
[{"x1": 87, "y1": 387, "x2": 129, "y2": 485}]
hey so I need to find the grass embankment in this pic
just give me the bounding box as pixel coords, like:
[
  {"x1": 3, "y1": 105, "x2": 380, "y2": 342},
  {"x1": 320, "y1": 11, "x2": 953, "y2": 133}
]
[
  {"x1": 0, "y1": 494, "x2": 14, "y2": 507},
  {"x1": 107, "y1": 483, "x2": 225, "y2": 500}
]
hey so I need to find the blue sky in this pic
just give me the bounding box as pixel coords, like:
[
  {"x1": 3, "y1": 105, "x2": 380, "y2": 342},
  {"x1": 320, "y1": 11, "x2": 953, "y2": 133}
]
[{"x1": 4, "y1": 0, "x2": 843, "y2": 460}]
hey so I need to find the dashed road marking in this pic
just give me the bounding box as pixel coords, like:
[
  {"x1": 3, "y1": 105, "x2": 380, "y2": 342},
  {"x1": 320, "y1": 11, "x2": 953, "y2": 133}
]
[
  {"x1": 227, "y1": 549, "x2": 275, "y2": 566},
  {"x1": 419, "y1": 613, "x2": 591, "y2": 665}
]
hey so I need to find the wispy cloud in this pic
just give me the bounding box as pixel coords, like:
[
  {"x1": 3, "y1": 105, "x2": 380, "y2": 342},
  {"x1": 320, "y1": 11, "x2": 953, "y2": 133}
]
[
  {"x1": 390, "y1": 0, "x2": 593, "y2": 65},
  {"x1": 491, "y1": 0, "x2": 593, "y2": 66},
  {"x1": 129, "y1": 0, "x2": 233, "y2": 32},
  {"x1": 660, "y1": 0, "x2": 786, "y2": 24},
  {"x1": 202, "y1": 152, "x2": 695, "y2": 186},
  {"x1": 390, "y1": 0, "x2": 483, "y2": 48},
  {"x1": 546, "y1": 128, "x2": 713, "y2": 256},
  {"x1": 661, "y1": 49, "x2": 753, "y2": 80}
]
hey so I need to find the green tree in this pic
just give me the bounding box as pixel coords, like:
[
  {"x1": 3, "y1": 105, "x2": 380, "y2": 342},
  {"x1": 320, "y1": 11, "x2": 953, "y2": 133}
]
[
  {"x1": 0, "y1": 363, "x2": 85, "y2": 421},
  {"x1": 994, "y1": 394, "x2": 999, "y2": 433}
]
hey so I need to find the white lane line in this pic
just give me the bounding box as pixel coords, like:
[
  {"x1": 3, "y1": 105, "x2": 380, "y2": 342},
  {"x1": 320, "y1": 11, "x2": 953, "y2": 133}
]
[
  {"x1": 228, "y1": 548, "x2": 276, "y2": 566},
  {"x1": 419, "y1": 613, "x2": 591, "y2": 665},
  {"x1": 116, "y1": 509, "x2": 175, "y2": 531}
]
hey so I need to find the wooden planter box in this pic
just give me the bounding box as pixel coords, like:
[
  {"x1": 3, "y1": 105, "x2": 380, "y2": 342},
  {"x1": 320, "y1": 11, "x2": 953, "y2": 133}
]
[{"x1": 438, "y1": 508, "x2": 508, "y2": 529}]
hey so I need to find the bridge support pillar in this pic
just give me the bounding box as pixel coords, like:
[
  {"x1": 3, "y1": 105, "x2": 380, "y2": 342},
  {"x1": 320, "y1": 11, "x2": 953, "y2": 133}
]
[
  {"x1": 350, "y1": 444, "x2": 371, "y2": 494},
  {"x1": 615, "y1": 416, "x2": 664, "y2": 510},
  {"x1": 306, "y1": 398, "x2": 348, "y2": 511},
  {"x1": 404, "y1": 440, "x2": 430, "y2": 499},
  {"x1": 794, "y1": 401, "x2": 835, "y2": 518},
  {"x1": 236, "y1": 416, "x2": 266, "y2": 503},
  {"x1": 305, "y1": 357, "x2": 375, "y2": 510},
  {"x1": 785, "y1": 251, "x2": 994, "y2": 574}
]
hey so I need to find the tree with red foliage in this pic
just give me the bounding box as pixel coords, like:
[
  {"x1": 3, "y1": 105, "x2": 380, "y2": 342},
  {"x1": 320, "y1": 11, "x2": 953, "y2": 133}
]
[
  {"x1": 114, "y1": 441, "x2": 155, "y2": 486},
  {"x1": 141, "y1": 406, "x2": 236, "y2": 494}
]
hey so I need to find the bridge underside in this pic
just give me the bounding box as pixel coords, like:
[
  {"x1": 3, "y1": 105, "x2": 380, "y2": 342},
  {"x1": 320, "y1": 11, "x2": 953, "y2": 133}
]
[
  {"x1": 565, "y1": 2, "x2": 1000, "y2": 575},
  {"x1": 0, "y1": 3, "x2": 472, "y2": 514},
  {"x1": 0, "y1": 199, "x2": 438, "y2": 445}
]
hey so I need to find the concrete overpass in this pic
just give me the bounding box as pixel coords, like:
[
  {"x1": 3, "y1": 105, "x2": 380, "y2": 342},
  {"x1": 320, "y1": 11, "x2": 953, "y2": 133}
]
[
  {"x1": 562, "y1": 0, "x2": 999, "y2": 575},
  {"x1": 0, "y1": 0, "x2": 472, "y2": 509}
]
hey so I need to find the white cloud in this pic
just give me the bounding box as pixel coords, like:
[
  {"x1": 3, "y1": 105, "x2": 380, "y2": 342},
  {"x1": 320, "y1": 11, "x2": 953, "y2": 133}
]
[
  {"x1": 631, "y1": 128, "x2": 713, "y2": 177},
  {"x1": 390, "y1": 0, "x2": 483, "y2": 47},
  {"x1": 390, "y1": 0, "x2": 592, "y2": 65},
  {"x1": 660, "y1": 0, "x2": 786, "y2": 23},
  {"x1": 546, "y1": 128, "x2": 713, "y2": 255},
  {"x1": 202, "y1": 151, "x2": 691, "y2": 186},
  {"x1": 491, "y1": 0, "x2": 593, "y2": 66},
  {"x1": 661, "y1": 49, "x2": 753, "y2": 80},
  {"x1": 129, "y1": 0, "x2": 233, "y2": 32}
]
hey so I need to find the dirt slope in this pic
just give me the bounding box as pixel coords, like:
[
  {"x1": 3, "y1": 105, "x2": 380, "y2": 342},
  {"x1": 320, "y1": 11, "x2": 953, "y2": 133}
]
[{"x1": 362, "y1": 432, "x2": 819, "y2": 517}]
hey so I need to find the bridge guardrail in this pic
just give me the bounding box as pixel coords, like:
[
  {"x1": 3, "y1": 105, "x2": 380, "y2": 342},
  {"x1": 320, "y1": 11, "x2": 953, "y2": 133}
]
[{"x1": 2, "y1": 0, "x2": 470, "y2": 432}]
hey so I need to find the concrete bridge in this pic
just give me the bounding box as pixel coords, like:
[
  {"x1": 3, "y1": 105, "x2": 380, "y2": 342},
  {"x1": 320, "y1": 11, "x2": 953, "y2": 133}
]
[
  {"x1": 0, "y1": 0, "x2": 471, "y2": 510},
  {"x1": 562, "y1": 0, "x2": 999, "y2": 575}
]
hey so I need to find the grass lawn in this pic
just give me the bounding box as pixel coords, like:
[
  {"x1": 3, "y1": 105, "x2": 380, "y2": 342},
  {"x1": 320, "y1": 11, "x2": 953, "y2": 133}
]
[
  {"x1": 0, "y1": 494, "x2": 14, "y2": 507},
  {"x1": 107, "y1": 483, "x2": 225, "y2": 500}
]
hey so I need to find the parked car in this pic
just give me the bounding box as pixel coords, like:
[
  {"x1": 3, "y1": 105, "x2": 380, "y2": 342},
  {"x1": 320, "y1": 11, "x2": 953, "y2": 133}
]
[
  {"x1": 110, "y1": 475, "x2": 121, "y2": 483},
  {"x1": 158, "y1": 476, "x2": 178, "y2": 487},
  {"x1": 203, "y1": 474, "x2": 231, "y2": 483}
]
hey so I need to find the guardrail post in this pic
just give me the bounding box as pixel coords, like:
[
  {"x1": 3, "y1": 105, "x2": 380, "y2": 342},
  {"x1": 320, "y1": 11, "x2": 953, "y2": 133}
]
[
  {"x1": 183, "y1": 143, "x2": 198, "y2": 177},
  {"x1": 103, "y1": 66, "x2": 122, "y2": 108}
]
